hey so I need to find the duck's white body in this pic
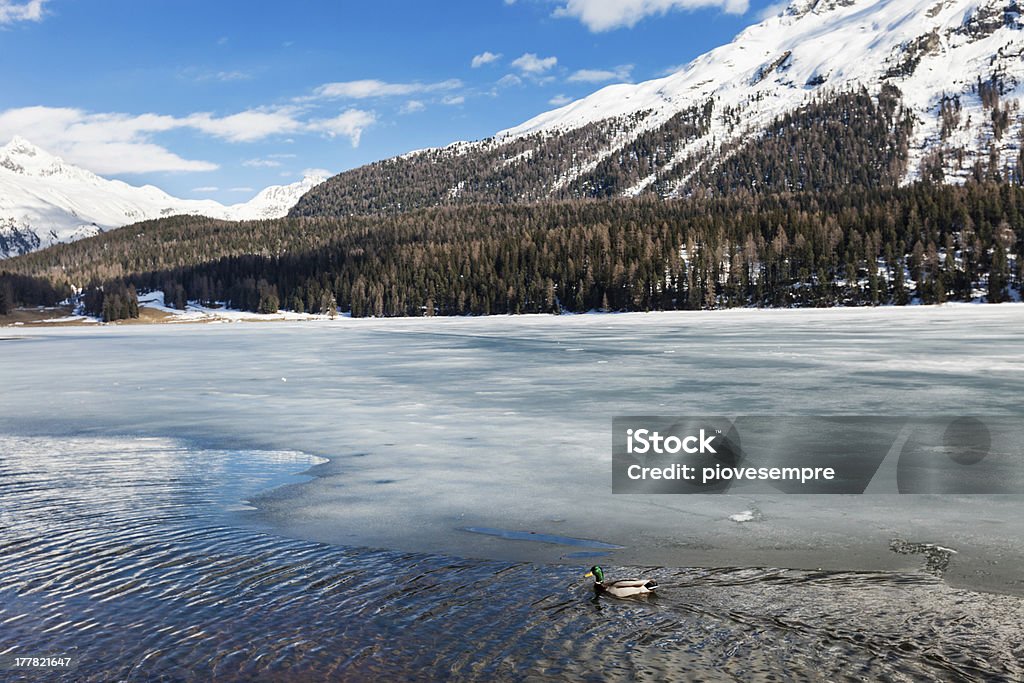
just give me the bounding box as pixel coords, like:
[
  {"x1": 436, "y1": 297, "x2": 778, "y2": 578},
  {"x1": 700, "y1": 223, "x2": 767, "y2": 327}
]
[
  {"x1": 585, "y1": 566, "x2": 658, "y2": 598},
  {"x1": 595, "y1": 578, "x2": 659, "y2": 598}
]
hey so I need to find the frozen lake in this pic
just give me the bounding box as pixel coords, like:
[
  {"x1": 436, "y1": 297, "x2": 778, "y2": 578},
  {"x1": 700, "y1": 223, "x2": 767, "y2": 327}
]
[
  {"x1": 2, "y1": 306, "x2": 1023, "y2": 585},
  {"x1": 1, "y1": 306, "x2": 1023, "y2": 679}
]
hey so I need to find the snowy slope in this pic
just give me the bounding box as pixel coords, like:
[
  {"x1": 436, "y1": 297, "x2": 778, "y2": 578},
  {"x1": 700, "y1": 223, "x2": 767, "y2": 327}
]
[
  {"x1": 231, "y1": 174, "x2": 329, "y2": 221},
  {"x1": 293, "y1": 0, "x2": 1024, "y2": 218},
  {"x1": 0, "y1": 137, "x2": 327, "y2": 258},
  {"x1": 12, "y1": 0, "x2": 1023, "y2": 246},
  {"x1": 495, "y1": 0, "x2": 1024, "y2": 194}
]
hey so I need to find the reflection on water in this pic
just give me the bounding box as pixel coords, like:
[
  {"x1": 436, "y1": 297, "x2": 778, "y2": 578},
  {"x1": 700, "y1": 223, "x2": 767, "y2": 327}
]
[{"x1": 1, "y1": 434, "x2": 1022, "y2": 682}]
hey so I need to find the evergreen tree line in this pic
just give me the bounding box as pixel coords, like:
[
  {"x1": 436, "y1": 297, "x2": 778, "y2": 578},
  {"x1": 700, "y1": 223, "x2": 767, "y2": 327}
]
[
  {"x1": 289, "y1": 115, "x2": 637, "y2": 216},
  {"x1": 107, "y1": 184, "x2": 1024, "y2": 316},
  {"x1": 289, "y1": 85, "x2": 916, "y2": 218},
  {"x1": 81, "y1": 281, "x2": 140, "y2": 322},
  {"x1": 0, "y1": 272, "x2": 70, "y2": 315},
  {"x1": 671, "y1": 85, "x2": 914, "y2": 196},
  {"x1": 5, "y1": 183, "x2": 1023, "y2": 319}
]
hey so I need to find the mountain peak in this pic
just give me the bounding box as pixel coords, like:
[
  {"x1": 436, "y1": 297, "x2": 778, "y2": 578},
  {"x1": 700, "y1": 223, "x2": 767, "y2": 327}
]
[
  {"x1": 2, "y1": 135, "x2": 43, "y2": 155},
  {"x1": 226, "y1": 173, "x2": 328, "y2": 221},
  {"x1": 301, "y1": 171, "x2": 329, "y2": 184},
  {"x1": 1, "y1": 136, "x2": 56, "y2": 174},
  {"x1": 784, "y1": 0, "x2": 858, "y2": 18},
  {"x1": 0, "y1": 139, "x2": 330, "y2": 257},
  {"x1": 0, "y1": 136, "x2": 95, "y2": 182}
]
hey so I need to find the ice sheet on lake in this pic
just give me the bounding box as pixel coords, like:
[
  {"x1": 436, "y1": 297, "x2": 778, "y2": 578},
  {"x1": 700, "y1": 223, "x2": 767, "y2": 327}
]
[{"x1": 1, "y1": 306, "x2": 1022, "y2": 592}]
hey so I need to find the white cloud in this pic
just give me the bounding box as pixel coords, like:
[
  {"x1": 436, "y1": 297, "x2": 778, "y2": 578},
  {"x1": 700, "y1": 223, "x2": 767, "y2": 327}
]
[
  {"x1": 442, "y1": 95, "x2": 465, "y2": 106},
  {"x1": 309, "y1": 78, "x2": 462, "y2": 100},
  {"x1": 0, "y1": 105, "x2": 303, "y2": 150},
  {"x1": 512, "y1": 53, "x2": 558, "y2": 74},
  {"x1": 192, "y1": 186, "x2": 220, "y2": 193},
  {"x1": 567, "y1": 64, "x2": 633, "y2": 83},
  {"x1": 208, "y1": 70, "x2": 252, "y2": 82},
  {"x1": 400, "y1": 100, "x2": 426, "y2": 114},
  {"x1": 757, "y1": 0, "x2": 788, "y2": 20},
  {"x1": 242, "y1": 158, "x2": 282, "y2": 168},
  {"x1": 184, "y1": 108, "x2": 304, "y2": 143},
  {"x1": 0, "y1": 102, "x2": 369, "y2": 174},
  {"x1": 657, "y1": 63, "x2": 687, "y2": 77},
  {"x1": 180, "y1": 67, "x2": 253, "y2": 83},
  {"x1": 66, "y1": 142, "x2": 217, "y2": 174},
  {"x1": 0, "y1": 0, "x2": 46, "y2": 24},
  {"x1": 554, "y1": 0, "x2": 748, "y2": 32},
  {"x1": 302, "y1": 167, "x2": 333, "y2": 179},
  {"x1": 549, "y1": 94, "x2": 573, "y2": 106},
  {"x1": 0, "y1": 106, "x2": 218, "y2": 174},
  {"x1": 229, "y1": 187, "x2": 254, "y2": 193},
  {"x1": 309, "y1": 109, "x2": 376, "y2": 147},
  {"x1": 496, "y1": 74, "x2": 523, "y2": 88},
  {"x1": 471, "y1": 51, "x2": 502, "y2": 68}
]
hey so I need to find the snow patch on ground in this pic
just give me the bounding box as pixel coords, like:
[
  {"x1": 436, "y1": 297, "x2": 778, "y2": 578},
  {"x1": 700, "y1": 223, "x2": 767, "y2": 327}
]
[
  {"x1": 37, "y1": 314, "x2": 92, "y2": 324},
  {"x1": 137, "y1": 291, "x2": 340, "y2": 324}
]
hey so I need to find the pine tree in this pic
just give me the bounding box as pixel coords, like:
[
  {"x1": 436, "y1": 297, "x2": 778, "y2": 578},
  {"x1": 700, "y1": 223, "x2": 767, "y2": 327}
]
[
  {"x1": 988, "y1": 243, "x2": 1009, "y2": 303},
  {"x1": 320, "y1": 289, "x2": 337, "y2": 318},
  {"x1": 0, "y1": 280, "x2": 13, "y2": 315},
  {"x1": 892, "y1": 259, "x2": 908, "y2": 305},
  {"x1": 257, "y1": 280, "x2": 280, "y2": 314},
  {"x1": 127, "y1": 284, "x2": 140, "y2": 318}
]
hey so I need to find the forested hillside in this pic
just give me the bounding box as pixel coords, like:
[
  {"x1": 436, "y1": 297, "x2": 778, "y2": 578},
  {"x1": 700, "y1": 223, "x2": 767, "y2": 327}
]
[
  {"x1": 3, "y1": 183, "x2": 1021, "y2": 318},
  {"x1": 290, "y1": 86, "x2": 923, "y2": 218}
]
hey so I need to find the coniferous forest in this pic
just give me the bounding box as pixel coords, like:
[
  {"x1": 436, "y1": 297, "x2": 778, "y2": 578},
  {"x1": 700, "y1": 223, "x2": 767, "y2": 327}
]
[
  {"x1": 3, "y1": 84, "x2": 1024, "y2": 320},
  {"x1": 2, "y1": 182, "x2": 1022, "y2": 319},
  {"x1": 288, "y1": 85, "x2": 916, "y2": 217}
]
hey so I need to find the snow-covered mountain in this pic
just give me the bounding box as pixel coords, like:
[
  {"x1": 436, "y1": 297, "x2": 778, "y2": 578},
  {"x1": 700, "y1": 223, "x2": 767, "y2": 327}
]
[
  {"x1": 9, "y1": 0, "x2": 1022, "y2": 250},
  {"x1": 501, "y1": 0, "x2": 1024, "y2": 188},
  {"x1": 0, "y1": 136, "x2": 327, "y2": 258},
  {"x1": 293, "y1": 0, "x2": 1024, "y2": 217}
]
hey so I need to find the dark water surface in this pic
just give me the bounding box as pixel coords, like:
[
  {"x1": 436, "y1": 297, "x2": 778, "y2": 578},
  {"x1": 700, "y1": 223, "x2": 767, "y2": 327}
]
[{"x1": 1, "y1": 434, "x2": 1022, "y2": 682}]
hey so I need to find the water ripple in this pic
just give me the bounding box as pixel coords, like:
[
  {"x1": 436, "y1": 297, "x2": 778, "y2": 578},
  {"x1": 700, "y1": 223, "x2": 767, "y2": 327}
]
[{"x1": 0, "y1": 434, "x2": 1021, "y2": 681}]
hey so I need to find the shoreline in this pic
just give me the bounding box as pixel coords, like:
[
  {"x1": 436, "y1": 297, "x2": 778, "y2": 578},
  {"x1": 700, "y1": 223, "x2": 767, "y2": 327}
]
[{"x1": 3, "y1": 298, "x2": 1024, "y2": 328}]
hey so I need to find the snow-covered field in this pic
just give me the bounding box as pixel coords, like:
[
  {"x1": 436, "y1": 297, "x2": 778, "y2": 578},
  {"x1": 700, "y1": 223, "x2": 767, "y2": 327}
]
[
  {"x1": 1, "y1": 292, "x2": 340, "y2": 326},
  {"x1": 1, "y1": 306, "x2": 1022, "y2": 592},
  {"x1": 134, "y1": 291, "x2": 339, "y2": 323}
]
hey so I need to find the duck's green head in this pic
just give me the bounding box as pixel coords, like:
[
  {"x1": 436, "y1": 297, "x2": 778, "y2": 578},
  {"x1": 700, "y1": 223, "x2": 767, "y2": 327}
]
[{"x1": 584, "y1": 565, "x2": 604, "y2": 583}]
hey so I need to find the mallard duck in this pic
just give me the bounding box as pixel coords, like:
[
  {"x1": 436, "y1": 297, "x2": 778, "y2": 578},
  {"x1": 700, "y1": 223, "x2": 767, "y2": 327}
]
[{"x1": 584, "y1": 565, "x2": 658, "y2": 598}]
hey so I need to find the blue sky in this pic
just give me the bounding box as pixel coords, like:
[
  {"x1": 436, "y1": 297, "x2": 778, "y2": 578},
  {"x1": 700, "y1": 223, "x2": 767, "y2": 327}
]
[{"x1": 0, "y1": 0, "x2": 782, "y2": 201}]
